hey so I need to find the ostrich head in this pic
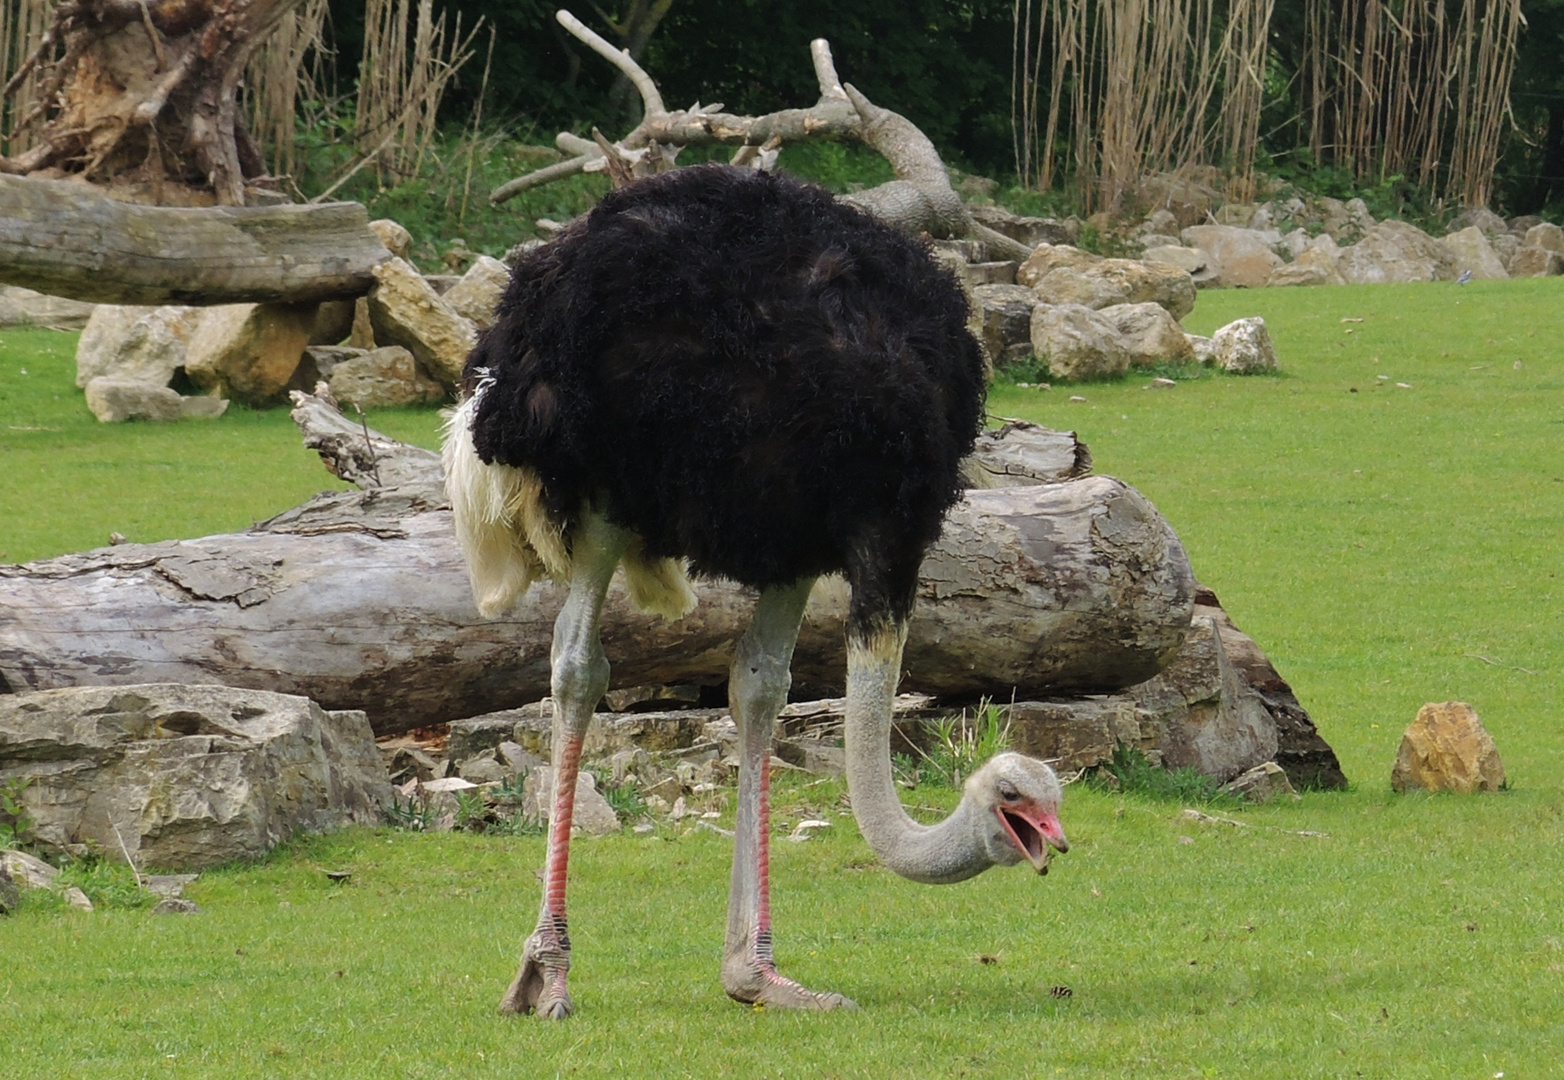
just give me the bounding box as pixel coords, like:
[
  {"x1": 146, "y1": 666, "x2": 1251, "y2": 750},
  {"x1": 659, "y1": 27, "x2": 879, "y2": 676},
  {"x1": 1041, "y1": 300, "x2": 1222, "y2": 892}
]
[{"x1": 964, "y1": 752, "x2": 1069, "y2": 875}]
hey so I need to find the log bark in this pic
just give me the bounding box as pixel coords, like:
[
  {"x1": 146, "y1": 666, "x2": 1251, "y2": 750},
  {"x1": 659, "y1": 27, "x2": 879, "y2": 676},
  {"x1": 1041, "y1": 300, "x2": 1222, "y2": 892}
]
[
  {"x1": 0, "y1": 477, "x2": 1194, "y2": 737},
  {"x1": 0, "y1": 176, "x2": 390, "y2": 305}
]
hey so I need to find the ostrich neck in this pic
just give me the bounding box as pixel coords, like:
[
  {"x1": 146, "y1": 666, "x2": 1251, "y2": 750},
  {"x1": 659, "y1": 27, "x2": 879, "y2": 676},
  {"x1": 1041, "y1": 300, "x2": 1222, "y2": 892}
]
[{"x1": 844, "y1": 627, "x2": 990, "y2": 885}]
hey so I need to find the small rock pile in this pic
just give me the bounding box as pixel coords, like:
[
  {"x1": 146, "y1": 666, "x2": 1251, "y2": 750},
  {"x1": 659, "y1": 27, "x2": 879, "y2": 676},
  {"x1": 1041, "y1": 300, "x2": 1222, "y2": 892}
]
[
  {"x1": 939, "y1": 221, "x2": 1278, "y2": 380},
  {"x1": 71, "y1": 217, "x2": 512, "y2": 423}
]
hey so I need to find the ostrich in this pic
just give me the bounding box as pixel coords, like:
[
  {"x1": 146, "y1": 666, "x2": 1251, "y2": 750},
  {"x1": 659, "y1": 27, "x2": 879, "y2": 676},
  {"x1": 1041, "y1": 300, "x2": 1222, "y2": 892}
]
[{"x1": 443, "y1": 164, "x2": 1069, "y2": 1017}]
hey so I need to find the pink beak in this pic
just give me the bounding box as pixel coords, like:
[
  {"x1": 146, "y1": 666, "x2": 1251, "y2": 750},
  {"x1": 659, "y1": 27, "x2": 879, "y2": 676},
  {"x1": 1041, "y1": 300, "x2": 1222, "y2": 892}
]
[{"x1": 996, "y1": 805, "x2": 1070, "y2": 874}]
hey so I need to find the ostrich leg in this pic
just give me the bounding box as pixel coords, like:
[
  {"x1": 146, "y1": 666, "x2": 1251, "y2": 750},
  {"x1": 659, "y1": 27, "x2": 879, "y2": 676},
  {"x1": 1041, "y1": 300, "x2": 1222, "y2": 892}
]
[
  {"x1": 721, "y1": 578, "x2": 855, "y2": 1010},
  {"x1": 499, "y1": 512, "x2": 630, "y2": 1019}
]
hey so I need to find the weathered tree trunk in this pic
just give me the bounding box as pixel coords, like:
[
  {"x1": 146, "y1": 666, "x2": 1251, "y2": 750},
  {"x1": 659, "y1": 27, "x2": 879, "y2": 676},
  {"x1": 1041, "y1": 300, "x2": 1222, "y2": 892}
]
[
  {"x1": 0, "y1": 398, "x2": 1187, "y2": 735},
  {"x1": 0, "y1": 479, "x2": 1193, "y2": 737},
  {"x1": 0, "y1": 175, "x2": 389, "y2": 304},
  {"x1": 1, "y1": 0, "x2": 304, "y2": 207}
]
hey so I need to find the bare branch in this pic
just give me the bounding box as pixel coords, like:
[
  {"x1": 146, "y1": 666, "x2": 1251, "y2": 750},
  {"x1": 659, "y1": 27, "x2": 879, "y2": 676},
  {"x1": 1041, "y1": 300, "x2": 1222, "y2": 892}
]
[
  {"x1": 810, "y1": 38, "x2": 847, "y2": 100},
  {"x1": 489, "y1": 154, "x2": 594, "y2": 203},
  {"x1": 555, "y1": 8, "x2": 665, "y2": 118}
]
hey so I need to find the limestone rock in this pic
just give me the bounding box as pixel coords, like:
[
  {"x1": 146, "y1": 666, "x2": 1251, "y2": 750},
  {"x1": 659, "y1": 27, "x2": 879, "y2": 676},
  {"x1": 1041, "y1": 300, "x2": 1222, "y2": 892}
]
[
  {"x1": 368, "y1": 219, "x2": 412, "y2": 262},
  {"x1": 447, "y1": 714, "x2": 527, "y2": 766},
  {"x1": 1508, "y1": 245, "x2": 1564, "y2": 278},
  {"x1": 1030, "y1": 303, "x2": 1130, "y2": 381},
  {"x1": 1439, "y1": 226, "x2": 1508, "y2": 280},
  {"x1": 0, "y1": 685, "x2": 392, "y2": 870},
  {"x1": 1220, "y1": 761, "x2": 1298, "y2": 803},
  {"x1": 1391, "y1": 701, "x2": 1505, "y2": 794},
  {"x1": 0, "y1": 864, "x2": 16, "y2": 913},
  {"x1": 1214, "y1": 202, "x2": 1258, "y2": 227},
  {"x1": 1, "y1": 849, "x2": 59, "y2": 889},
  {"x1": 523, "y1": 766, "x2": 620, "y2": 836},
  {"x1": 1100, "y1": 302, "x2": 1193, "y2": 367},
  {"x1": 1446, "y1": 205, "x2": 1508, "y2": 238},
  {"x1": 1267, "y1": 245, "x2": 1343, "y2": 287},
  {"x1": 1210, "y1": 316, "x2": 1278, "y2": 373},
  {"x1": 1016, "y1": 244, "x2": 1102, "y2": 288},
  {"x1": 970, "y1": 206, "x2": 1076, "y2": 248},
  {"x1": 1522, "y1": 222, "x2": 1564, "y2": 253},
  {"x1": 178, "y1": 395, "x2": 229, "y2": 420},
  {"x1": 85, "y1": 377, "x2": 183, "y2": 422},
  {"x1": 65, "y1": 885, "x2": 93, "y2": 910},
  {"x1": 962, "y1": 261, "x2": 1019, "y2": 287},
  {"x1": 184, "y1": 302, "x2": 318, "y2": 403},
  {"x1": 1315, "y1": 196, "x2": 1375, "y2": 242},
  {"x1": 1180, "y1": 225, "x2": 1284, "y2": 288},
  {"x1": 1141, "y1": 244, "x2": 1209, "y2": 279},
  {"x1": 442, "y1": 255, "x2": 510, "y2": 329},
  {"x1": 1186, "y1": 334, "x2": 1215, "y2": 364},
  {"x1": 152, "y1": 898, "x2": 202, "y2": 915},
  {"x1": 1006, "y1": 616, "x2": 1279, "y2": 782},
  {"x1": 1141, "y1": 207, "x2": 1180, "y2": 236},
  {"x1": 326, "y1": 345, "x2": 443, "y2": 408},
  {"x1": 366, "y1": 258, "x2": 476, "y2": 386},
  {"x1": 1490, "y1": 233, "x2": 1520, "y2": 271},
  {"x1": 1337, "y1": 221, "x2": 1456, "y2": 284},
  {"x1": 1033, "y1": 265, "x2": 1128, "y2": 310},
  {"x1": 1031, "y1": 258, "x2": 1195, "y2": 320},
  {"x1": 457, "y1": 750, "x2": 511, "y2": 784},
  {"x1": 1135, "y1": 171, "x2": 1221, "y2": 227},
  {"x1": 0, "y1": 286, "x2": 96, "y2": 329},
  {"x1": 75, "y1": 304, "x2": 202, "y2": 389}
]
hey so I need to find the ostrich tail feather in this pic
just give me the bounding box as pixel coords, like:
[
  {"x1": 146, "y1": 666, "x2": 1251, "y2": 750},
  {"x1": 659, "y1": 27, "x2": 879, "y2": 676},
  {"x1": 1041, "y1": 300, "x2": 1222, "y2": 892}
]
[{"x1": 442, "y1": 394, "x2": 569, "y2": 617}]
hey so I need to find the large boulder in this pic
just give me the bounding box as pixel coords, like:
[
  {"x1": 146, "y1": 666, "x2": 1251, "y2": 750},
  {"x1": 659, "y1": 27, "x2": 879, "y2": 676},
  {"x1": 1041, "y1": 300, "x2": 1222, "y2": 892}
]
[
  {"x1": 1179, "y1": 225, "x2": 1284, "y2": 288},
  {"x1": 1006, "y1": 616, "x2": 1279, "y2": 783},
  {"x1": 1210, "y1": 316, "x2": 1278, "y2": 374},
  {"x1": 1438, "y1": 226, "x2": 1508, "y2": 280},
  {"x1": 1336, "y1": 221, "x2": 1457, "y2": 284},
  {"x1": 0, "y1": 684, "x2": 391, "y2": 870},
  {"x1": 1029, "y1": 303, "x2": 1130, "y2": 381},
  {"x1": 1267, "y1": 245, "x2": 1344, "y2": 288},
  {"x1": 84, "y1": 377, "x2": 183, "y2": 422},
  {"x1": 1315, "y1": 196, "x2": 1376, "y2": 243},
  {"x1": 324, "y1": 345, "x2": 444, "y2": 409},
  {"x1": 75, "y1": 304, "x2": 203, "y2": 389},
  {"x1": 1509, "y1": 246, "x2": 1564, "y2": 278},
  {"x1": 1391, "y1": 701, "x2": 1505, "y2": 794},
  {"x1": 1521, "y1": 222, "x2": 1564, "y2": 253},
  {"x1": 183, "y1": 302, "x2": 318, "y2": 403},
  {"x1": 1134, "y1": 170, "x2": 1222, "y2": 228},
  {"x1": 970, "y1": 284, "x2": 1041, "y2": 369},
  {"x1": 442, "y1": 255, "x2": 510, "y2": 330},
  {"x1": 1141, "y1": 244, "x2": 1212, "y2": 283},
  {"x1": 366, "y1": 257, "x2": 477, "y2": 387},
  {"x1": 1446, "y1": 205, "x2": 1509, "y2": 239},
  {"x1": 1016, "y1": 244, "x2": 1103, "y2": 288},
  {"x1": 1031, "y1": 258, "x2": 1195, "y2": 320},
  {"x1": 1100, "y1": 302, "x2": 1192, "y2": 367}
]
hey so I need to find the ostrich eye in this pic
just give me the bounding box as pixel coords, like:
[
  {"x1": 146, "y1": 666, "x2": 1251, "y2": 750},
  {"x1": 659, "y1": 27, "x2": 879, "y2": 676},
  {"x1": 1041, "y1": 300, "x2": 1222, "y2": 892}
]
[{"x1": 998, "y1": 780, "x2": 1021, "y2": 802}]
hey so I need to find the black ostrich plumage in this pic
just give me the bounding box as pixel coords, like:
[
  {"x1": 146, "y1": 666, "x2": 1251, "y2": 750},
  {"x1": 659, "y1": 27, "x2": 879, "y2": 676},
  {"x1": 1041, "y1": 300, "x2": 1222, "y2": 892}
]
[{"x1": 463, "y1": 164, "x2": 986, "y2": 634}]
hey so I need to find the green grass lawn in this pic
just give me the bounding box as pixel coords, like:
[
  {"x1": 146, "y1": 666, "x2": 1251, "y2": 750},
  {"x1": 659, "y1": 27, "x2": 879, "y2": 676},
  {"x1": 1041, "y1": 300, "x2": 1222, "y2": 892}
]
[{"x1": 2, "y1": 279, "x2": 1563, "y2": 1077}]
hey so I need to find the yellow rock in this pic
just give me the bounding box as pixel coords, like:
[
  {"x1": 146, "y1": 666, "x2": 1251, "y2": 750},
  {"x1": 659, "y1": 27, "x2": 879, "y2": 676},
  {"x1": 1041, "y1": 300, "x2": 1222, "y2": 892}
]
[{"x1": 1391, "y1": 701, "x2": 1505, "y2": 794}]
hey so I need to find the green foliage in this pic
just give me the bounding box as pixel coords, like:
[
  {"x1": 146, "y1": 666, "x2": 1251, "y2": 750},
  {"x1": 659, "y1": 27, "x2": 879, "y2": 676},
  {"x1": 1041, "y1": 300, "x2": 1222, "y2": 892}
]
[
  {"x1": 773, "y1": 140, "x2": 896, "y2": 193},
  {"x1": 0, "y1": 777, "x2": 34, "y2": 848},
  {"x1": 54, "y1": 850, "x2": 154, "y2": 911},
  {"x1": 1257, "y1": 148, "x2": 1454, "y2": 234},
  {"x1": 1088, "y1": 745, "x2": 1244, "y2": 808},
  {"x1": 385, "y1": 790, "x2": 439, "y2": 832},
  {"x1": 898, "y1": 700, "x2": 1011, "y2": 790}
]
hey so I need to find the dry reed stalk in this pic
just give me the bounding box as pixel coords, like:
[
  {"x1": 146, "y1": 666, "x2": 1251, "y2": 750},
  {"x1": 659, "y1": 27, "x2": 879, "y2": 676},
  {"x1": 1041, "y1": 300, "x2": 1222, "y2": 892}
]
[
  {"x1": 1, "y1": 0, "x2": 51, "y2": 155},
  {"x1": 353, "y1": 0, "x2": 481, "y2": 187},
  {"x1": 245, "y1": 0, "x2": 330, "y2": 180},
  {"x1": 1300, "y1": 0, "x2": 1520, "y2": 208}
]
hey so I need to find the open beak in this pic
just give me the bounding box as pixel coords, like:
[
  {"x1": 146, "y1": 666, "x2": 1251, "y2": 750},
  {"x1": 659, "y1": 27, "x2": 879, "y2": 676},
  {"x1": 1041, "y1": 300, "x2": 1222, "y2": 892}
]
[{"x1": 997, "y1": 805, "x2": 1070, "y2": 874}]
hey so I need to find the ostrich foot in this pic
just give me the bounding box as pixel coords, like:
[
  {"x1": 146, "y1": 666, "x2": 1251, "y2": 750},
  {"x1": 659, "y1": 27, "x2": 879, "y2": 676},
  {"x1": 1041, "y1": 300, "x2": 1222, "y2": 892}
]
[
  {"x1": 723, "y1": 956, "x2": 857, "y2": 1011},
  {"x1": 499, "y1": 921, "x2": 572, "y2": 1019}
]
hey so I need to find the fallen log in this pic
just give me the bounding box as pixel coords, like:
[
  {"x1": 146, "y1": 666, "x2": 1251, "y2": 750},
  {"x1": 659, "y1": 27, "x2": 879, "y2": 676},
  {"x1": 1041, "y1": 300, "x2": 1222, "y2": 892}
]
[
  {"x1": 0, "y1": 477, "x2": 1193, "y2": 737},
  {"x1": 0, "y1": 176, "x2": 390, "y2": 305}
]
